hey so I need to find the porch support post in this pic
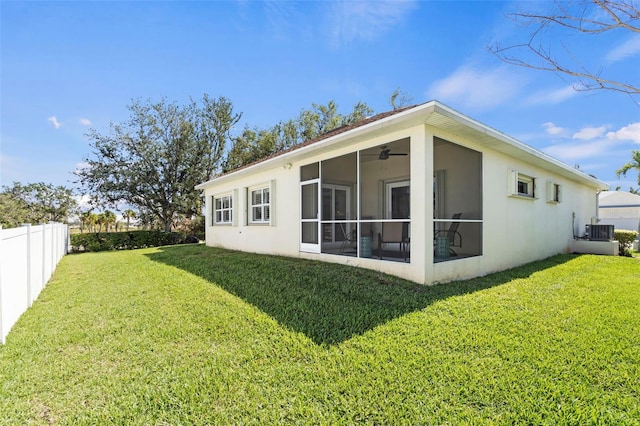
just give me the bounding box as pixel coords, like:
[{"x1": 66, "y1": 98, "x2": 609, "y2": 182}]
[{"x1": 409, "y1": 124, "x2": 432, "y2": 284}]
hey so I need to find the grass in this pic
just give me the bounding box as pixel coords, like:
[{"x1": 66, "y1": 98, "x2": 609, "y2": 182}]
[{"x1": 1, "y1": 245, "x2": 639, "y2": 425}]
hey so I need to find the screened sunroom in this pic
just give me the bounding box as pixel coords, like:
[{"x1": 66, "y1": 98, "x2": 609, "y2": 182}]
[{"x1": 300, "y1": 136, "x2": 482, "y2": 263}]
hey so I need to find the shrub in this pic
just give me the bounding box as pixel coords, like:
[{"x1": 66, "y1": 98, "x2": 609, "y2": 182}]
[
  {"x1": 70, "y1": 230, "x2": 199, "y2": 253},
  {"x1": 614, "y1": 229, "x2": 638, "y2": 256}
]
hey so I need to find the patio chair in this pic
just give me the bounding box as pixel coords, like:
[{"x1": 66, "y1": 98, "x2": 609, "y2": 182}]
[
  {"x1": 378, "y1": 222, "x2": 409, "y2": 260},
  {"x1": 434, "y1": 213, "x2": 462, "y2": 256},
  {"x1": 338, "y1": 224, "x2": 357, "y2": 255}
]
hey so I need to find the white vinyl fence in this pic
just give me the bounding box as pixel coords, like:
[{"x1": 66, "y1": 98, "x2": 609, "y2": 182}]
[{"x1": 0, "y1": 223, "x2": 69, "y2": 344}]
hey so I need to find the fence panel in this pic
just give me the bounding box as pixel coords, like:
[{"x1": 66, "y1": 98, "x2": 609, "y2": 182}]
[
  {"x1": 30, "y1": 226, "x2": 45, "y2": 304},
  {"x1": 0, "y1": 223, "x2": 69, "y2": 344}
]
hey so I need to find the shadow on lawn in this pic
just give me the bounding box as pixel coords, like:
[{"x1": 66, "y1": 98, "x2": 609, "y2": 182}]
[{"x1": 146, "y1": 245, "x2": 573, "y2": 346}]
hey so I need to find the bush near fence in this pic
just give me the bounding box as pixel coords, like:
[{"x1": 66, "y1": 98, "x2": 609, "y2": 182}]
[
  {"x1": 71, "y1": 230, "x2": 199, "y2": 253},
  {"x1": 614, "y1": 229, "x2": 639, "y2": 256}
]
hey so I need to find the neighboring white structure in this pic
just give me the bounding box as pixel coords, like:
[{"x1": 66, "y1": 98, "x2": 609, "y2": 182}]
[
  {"x1": 598, "y1": 191, "x2": 640, "y2": 233},
  {"x1": 196, "y1": 101, "x2": 608, "y2": 285}
]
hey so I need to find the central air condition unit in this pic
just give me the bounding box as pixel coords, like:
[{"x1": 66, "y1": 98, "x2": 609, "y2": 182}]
[{"x1": 586, "y1": 224, "x2": 614, "y2": 241}]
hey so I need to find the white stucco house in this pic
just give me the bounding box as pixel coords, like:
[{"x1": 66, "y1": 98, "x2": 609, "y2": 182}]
[
  {"x1": 196, "y1": 101, "x2": 609, "y2": 285},
  {"x1": 598, "y1": 191, "x2": 640, "y2": 232}
]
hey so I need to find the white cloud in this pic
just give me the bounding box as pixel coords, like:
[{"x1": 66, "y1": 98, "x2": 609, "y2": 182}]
[
  {"x1": 427, "y1": 65, "x2": 521, "y2": 110},
  {"x1": 543, "y1": 122, "x2": 568, "y2": 137},
  {"x1": 607, "y1": 122, "x2": 640, "y2": 144},
  {"x1": 80, "y1": 118, "x2": 92, "y2": 126},
  {"x1": 74, "y1": 162, "x2": 90, "y2": 173},
  {"x1": 524, "y1": 85, "x2": 578, "y2": 106},
  {"x1": 262, "y1": 1, "x2": 300, "y2": 39},
  {"x1": 328, "y1": 0, "x2": 417, "y2": 47},
  {"x1": 573, "y1": 126, "x2": 607, "y2": 140},
  {"x1": 605, "y1": 35, "x2": 640, "y2": 63},
  {"x1": 48, "y1": 116, "x2": 61, "y2": 129},
  {"x1": 74, "y1": 194, "x2": 93, "y2": 209}
]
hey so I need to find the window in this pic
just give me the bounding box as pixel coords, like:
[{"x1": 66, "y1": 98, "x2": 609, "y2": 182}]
[
  {"x1": 547, "y1": 181, "x2": 562, "y2": 203},
  {"x1": 517, "y1": 175, "x2": 534, "y2": 197},
  {"x1": 250, "y1": 186, "x2": 270, "y2": 224},
  {"x1": 509, "y1": 170, "x2": 536, "y2": 199},
  {"x1": 213, "y1": 194, "x2": 233, "y2": 225}
]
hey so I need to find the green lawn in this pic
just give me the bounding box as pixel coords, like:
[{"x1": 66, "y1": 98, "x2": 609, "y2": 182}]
[{"x1": 1, "y1": 245, "x2": 639, "y2": 425}]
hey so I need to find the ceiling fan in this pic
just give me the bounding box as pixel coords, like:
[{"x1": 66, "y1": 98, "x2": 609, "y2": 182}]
[{"x1": 376, "y1": 145, "x2": 408, "y2": 160}]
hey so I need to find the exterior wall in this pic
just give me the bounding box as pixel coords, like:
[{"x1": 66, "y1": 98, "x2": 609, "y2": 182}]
[
  {"x1": 598, "y1": 192, "x2": 640, "y2": 232},
  {"x1": 599, "y1": 216, "x2": 640, "y2": 233},
  {"x1": 600, "y1": 206, "x2": 640, "y2": 219},
  {"x1": 428, "y1": 126, "x2": 599, "y2": 284},
  {"x1": 599, "y1": 207, "x2": 640, "y2": 233},
  {"x1": 204, "y1": 166, "x2": 300, "y2": 257},
  {"x1": 486, "y1": 149, "x2": 595, "y2": 266}
]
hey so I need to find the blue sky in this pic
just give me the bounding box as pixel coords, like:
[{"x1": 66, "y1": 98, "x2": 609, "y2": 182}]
[{"x1": 2, "y1": 0, "x2": 639, "y2": 196}]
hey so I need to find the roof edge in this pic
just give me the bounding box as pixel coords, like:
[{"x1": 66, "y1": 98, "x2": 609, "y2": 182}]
[
  {"x1": 196, "y1": 102, "x2": 434, "y2": 189},
  {"x1": 428, "y1": 102, "x2": 609, "y2": 191},
  {"x1": 196, "y1": 100, "x2": 609, "y2": 191}
]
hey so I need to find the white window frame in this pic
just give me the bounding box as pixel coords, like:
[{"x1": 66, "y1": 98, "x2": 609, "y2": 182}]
[
  {"x1": 249, "y1": 184, "x2": 271, "y2": 224},
  {"x1": 213, "y1": 193, "x2": 233, "y2": 225},
  {"x1": 547, "y1": 181, "x2": 562, "y2": 203},
  {"x1": 509, "y1": 170, "x2": 537, "y2": 199}
]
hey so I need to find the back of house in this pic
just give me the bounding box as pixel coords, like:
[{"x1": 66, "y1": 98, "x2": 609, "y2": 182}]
[{"x1": 196, "y1": 101, "x2": 608, "y2": 284}]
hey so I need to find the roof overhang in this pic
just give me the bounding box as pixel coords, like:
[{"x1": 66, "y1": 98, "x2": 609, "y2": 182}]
[{"x1": 196, "y1": 101, "x2": 609, "y2": 191}]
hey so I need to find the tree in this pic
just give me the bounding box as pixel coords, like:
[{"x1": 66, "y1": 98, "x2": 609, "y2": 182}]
[
  {"x1": 0, "y1": 182, "x2": 77, "y2": 228},
  {"x1": 80, "y1": 211, "x2": 100, "y2": 233},
  {"x1": 389, "y1": 88, "x2": 414, "y2": 110},
  {"x1": 490, "y1": 0, "x2": 639, "y2": 95},
  {"x1": 76, "y1": 95, "x2": 241, "y2": 232},
  {"x1": 95, "y1": 213, "x2": 105, "y2": 232},
  {"x1": 122, "y1": 209, "x2": 137, "y2": 231},
  {"x1": 0, "y1": 192, "x2": 29, "y2": 228},
  {"x1": 617, "y1": 149, "x2": 640, "y2": 186},
  {"x1": 222, "y1": 100, "x2": 374, "y2": 172},
  {"x1": 99, "y1": 210, "x2": 117, "y2": 232},
  {"x1": 79, "y1": 211, "x2": 95, "y2": 233},
  {"x1": 222, "y1": 127, "x2": 280, "y2": 172}
]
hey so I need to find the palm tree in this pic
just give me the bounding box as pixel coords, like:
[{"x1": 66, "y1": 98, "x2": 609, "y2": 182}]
[
  {"x1": 122, "y1": 209, "x2": 137, "y2": 231},
  {"x1": 95, "y1": 213, "x2": 105, "y2": 232},
  {"x1": 80, "y1": 211, "x2": 99, "y2": 233},
  {"x1": 100, "y1": 210, "x2": 117, "y2": 232},
  {"x1": 617, "y1": 150, "x2": 640, "y2": 187},
  {"x1": 79, "y1": 211, "x2": 92, "y2": 233}
]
